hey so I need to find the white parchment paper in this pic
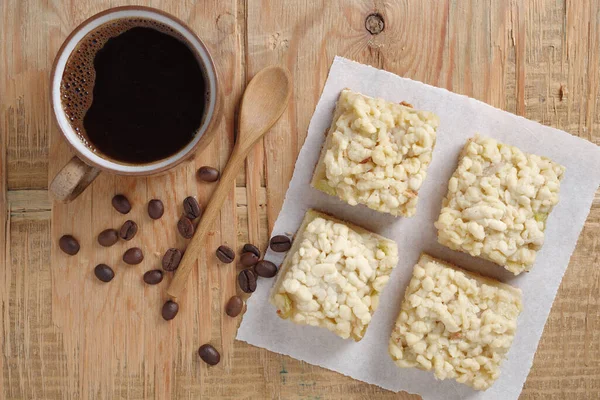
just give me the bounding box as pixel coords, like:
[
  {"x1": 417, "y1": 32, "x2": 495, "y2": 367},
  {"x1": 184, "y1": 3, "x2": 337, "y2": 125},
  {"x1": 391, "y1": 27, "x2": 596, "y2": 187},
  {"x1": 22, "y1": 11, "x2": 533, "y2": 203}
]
[{"x1": 237, "y1": 57, "x2": 600, "y2": 399}]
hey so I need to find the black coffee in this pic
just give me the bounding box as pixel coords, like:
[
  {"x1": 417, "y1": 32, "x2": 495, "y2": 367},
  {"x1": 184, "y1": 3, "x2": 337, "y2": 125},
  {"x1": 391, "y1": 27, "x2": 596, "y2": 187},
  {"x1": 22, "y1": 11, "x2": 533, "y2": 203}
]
[{"x1": 61, "y1": 19, "x2": 208, "y2": 163}]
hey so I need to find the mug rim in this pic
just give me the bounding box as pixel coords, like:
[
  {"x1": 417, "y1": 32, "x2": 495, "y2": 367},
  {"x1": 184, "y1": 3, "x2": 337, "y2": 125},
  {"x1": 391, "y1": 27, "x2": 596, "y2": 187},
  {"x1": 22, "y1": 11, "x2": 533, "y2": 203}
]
[{"x1": 50, "y1": 6, "x2": 220, "y2": 175}]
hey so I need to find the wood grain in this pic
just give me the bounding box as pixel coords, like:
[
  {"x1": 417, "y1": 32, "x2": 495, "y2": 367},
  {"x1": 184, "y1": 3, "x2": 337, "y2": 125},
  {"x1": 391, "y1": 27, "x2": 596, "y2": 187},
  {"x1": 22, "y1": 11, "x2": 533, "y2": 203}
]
[{"x1": 1, "y1": 0, "x2": 599, "y2": 399}]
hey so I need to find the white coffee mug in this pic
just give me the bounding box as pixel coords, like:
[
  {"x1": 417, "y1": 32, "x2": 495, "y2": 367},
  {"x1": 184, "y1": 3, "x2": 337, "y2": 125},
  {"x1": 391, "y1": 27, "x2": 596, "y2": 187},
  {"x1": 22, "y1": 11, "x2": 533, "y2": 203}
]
[{"x1": 49, "y1": 6, "x2": 221, "y2": 202}]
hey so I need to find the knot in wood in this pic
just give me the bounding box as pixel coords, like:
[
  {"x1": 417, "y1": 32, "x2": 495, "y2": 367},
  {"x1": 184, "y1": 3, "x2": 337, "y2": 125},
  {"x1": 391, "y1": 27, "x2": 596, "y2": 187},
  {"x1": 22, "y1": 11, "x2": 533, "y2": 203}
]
[{"x1": 365, "y1": 13, "x2": 384, "y2": 35}]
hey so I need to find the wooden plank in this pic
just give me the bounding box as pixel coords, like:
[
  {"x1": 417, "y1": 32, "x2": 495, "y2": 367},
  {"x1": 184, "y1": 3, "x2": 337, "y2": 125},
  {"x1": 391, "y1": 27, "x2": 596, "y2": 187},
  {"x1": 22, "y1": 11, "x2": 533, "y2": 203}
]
[
  {"x1": 6, "y1": 190, "x2": 51, "y2": 221},
  {"x1": 240, "y1": 0, "x2": 268, "y2": 253},
  {"x1": 0, "y1": 0, "x2": 51, "y2": 191},
  {"x1": 446, "y1": 0, "x2": 512, "y2": 107},
  {"x1": 2, "y1": 219, "x2": 60, "y2": 400},
  {"x1": 0, "y1": 0, "x2": 7, "y2": 392}
]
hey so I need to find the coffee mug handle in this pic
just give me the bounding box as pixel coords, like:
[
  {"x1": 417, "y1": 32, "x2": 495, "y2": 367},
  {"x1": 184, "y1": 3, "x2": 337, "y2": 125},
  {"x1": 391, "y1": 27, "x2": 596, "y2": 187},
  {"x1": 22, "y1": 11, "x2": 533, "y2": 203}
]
[{"x1": 50, "y1": 156, "x2": 101, "y2": 203}]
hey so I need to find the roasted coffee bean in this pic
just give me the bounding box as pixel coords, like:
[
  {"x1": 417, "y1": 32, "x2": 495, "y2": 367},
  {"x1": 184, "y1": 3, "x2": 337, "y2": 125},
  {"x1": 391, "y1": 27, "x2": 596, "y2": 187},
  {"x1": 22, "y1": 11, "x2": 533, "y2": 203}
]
[
  {"x1": 59, "y1": 235, "x2": 80, "y2": 255},
  {"x1": 162, "y1": 300, "x2": 179, "y2": 321},
  {"x1": 225, "y1": 295, "x2": 244, "y2": 317},
  {"x1": 255, "y1": 260, "x2": 278, "y2": 278},
  {"x1": 216, "y1": 245, "x2": 235, "y2": 263},
  {"x1": 197, "y1": 166, "x2": 220, "y2": 182},
  {"x1": 240, "y1": 252, "x2": 259, "y2": 267},
  {"x1": 147, "y1": 199, "x2": 164, "y2": 219},
  {"x1": 143, "y1": 270, "x2": 163, "y2": 285},
  {"x1": 177, "y1": 216, "x2": 195, "y2": 239},
  {"x1": 183, "y1": 196, "x2": 202, "y2": 219},
  {"x1": 238, "y1": 269, "x2": 257, "y2": 293},
  {"x1": 112, "y1": 194, "x2": 131, "y2": 214},
  {"x1": 162, "y1": 248, "x2": 183, "y2": 271},
  {"x1": 119, "y1": 220, "x2": 138, "y2": 241},
  {"x1": 242, "y1": 243, "x2": 261, "y2": 258},
  {"x1": 94, "y1": 264, "x2": 114, "y2": 282},
  {"x1": 270, "y1": 235, "x2": 292, "y2": 252},
  {"x1": 123, "y1": 247, "x2": 144, "y2": 265},
  {"x1": 97, "y1": 229, "x2": 119, "y2": 247},
  {"x1": 198, "y1": 344, "x2": 220, "y2": 365}
]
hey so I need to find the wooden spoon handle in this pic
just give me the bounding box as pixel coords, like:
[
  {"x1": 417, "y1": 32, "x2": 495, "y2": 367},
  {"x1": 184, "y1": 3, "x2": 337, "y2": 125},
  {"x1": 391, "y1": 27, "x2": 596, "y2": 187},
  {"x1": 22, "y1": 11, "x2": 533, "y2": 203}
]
[{"x1": 168, "y1": 144, "x2": 247, "y2": 299}]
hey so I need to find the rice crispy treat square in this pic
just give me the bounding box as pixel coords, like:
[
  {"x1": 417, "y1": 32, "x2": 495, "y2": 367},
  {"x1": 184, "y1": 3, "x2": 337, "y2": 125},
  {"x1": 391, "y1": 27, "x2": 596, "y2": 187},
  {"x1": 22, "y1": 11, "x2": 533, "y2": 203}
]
[
  {"x1": 270, "y1": 209, "x2": 399, "y2": 341},
  {"x1": 311, "y1": 89, "x2": 440, "y2": 217},
  {"x1": 389, "y1": 254, "x2": 523, "y2": 390},
  {"x1": 435, "y1": 135, "x2": 565, "y2": 274}
]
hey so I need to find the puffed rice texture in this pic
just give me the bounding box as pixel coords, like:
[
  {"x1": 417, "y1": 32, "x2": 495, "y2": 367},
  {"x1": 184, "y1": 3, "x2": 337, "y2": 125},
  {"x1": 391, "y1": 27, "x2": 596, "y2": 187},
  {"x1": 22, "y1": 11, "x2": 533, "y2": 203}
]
[
  {"x1": 435, "y1": 135, "x2": 565, "y2": 274},
  {"x1": 270, "y1": 209, "x2": 399, "y2": 341},
  {"x1": 389, "y1": 254, "x2": 523, "y2": 390},
  {"x1": 311, "y1": 89, "x2": 439, "y2": 217}
]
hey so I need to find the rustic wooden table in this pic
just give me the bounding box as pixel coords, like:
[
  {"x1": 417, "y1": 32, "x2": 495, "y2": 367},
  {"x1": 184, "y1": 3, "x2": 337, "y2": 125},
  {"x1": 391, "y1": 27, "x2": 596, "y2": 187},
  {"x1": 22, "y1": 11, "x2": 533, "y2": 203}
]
[{"x1": 1, "y1": 1, "x2": 599, "y2": 399}]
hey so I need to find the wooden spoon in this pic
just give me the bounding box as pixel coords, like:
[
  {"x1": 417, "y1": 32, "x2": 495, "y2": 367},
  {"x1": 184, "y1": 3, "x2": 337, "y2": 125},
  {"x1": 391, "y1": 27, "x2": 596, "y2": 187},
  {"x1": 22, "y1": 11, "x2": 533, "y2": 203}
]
[{"x1": 168, "y1": 66, "x2": 292, "y2": 299}]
